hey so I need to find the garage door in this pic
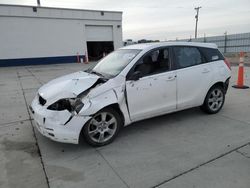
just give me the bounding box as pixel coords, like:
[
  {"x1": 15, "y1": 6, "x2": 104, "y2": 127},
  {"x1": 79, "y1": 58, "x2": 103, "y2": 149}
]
[{"x1": 86, "y1": 25, "x2": 113, "y2": 41}]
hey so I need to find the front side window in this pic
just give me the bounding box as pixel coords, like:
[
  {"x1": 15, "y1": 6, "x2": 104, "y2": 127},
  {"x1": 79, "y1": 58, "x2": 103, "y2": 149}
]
[
  {"x1": 132, "y1": 48, "x2": 170, "y2": 78},
  {"x1": 91, "y1": 49, "x2": 141, "y2": 78},
  {"x1": 173, "y1": 47, "x2": 202, "y2": 68}
]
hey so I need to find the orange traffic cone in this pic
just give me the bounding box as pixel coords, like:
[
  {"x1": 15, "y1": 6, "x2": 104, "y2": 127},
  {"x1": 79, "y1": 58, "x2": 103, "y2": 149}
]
[{"x1": 232, "y1": 52, "x2": 249, "y2": 89}]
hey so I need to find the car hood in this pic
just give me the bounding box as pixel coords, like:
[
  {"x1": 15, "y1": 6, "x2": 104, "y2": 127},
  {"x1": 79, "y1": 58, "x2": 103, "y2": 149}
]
[{"x1": 38, "y1": 71, "x2": 100, "y2": 104}]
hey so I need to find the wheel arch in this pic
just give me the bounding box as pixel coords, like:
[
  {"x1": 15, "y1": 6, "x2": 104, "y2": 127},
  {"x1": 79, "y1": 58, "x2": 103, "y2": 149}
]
[
  {"x1": 201, "y1": 81, "x2": 226, "y2": 114},
  {"x1": 78, "y1": 103, "x2": 125, "y2": 144},
  {"x1": 210, "y1": 81, "x2": 224, "y2": 90},
  {"x1": 101, "y1": 103, "x2": 125, "y2": 126},
  {"x1": 202, "y1": 81, "x2": 225, "y2": 105}
]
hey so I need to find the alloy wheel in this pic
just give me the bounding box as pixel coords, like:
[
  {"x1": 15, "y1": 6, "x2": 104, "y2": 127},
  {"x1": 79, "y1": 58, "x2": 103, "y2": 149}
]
[
  {"x1": 208, "y1": 89, "x2": 224, "y2": 111},
  {"x1": 88, "y1": 112, "x2": 117, "y2": 143}
]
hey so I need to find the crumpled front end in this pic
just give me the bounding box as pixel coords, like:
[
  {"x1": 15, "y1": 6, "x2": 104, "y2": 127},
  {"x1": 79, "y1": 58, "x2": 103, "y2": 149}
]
[
  {"x1": 30, "y1": 94, "x2": 91, "y2": 144},
  {"x1": 30, "y1": 71, "x2": 128, "y2": 144}
]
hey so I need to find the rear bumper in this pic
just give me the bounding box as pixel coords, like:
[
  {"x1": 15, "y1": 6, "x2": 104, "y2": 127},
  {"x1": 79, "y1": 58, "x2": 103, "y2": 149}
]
[{"x1": 30, "y1": 96, "x2": 91, "y2": 144}]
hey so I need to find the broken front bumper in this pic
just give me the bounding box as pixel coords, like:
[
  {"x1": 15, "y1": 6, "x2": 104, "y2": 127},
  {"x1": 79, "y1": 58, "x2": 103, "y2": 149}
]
[{"x1": 30, "y1": 96, "x2": 91, "y2": 144}]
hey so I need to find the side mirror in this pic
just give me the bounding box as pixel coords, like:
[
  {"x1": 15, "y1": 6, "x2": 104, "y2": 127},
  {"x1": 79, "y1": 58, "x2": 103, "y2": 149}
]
[{"x1": 129, "y1": 71, "x2": 142, "y2": 81}]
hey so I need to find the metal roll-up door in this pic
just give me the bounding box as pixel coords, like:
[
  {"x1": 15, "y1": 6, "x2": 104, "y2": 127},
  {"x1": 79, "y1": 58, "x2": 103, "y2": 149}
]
[{"x1": 86, "y1": 25, "x2": 113, "y2": 41}]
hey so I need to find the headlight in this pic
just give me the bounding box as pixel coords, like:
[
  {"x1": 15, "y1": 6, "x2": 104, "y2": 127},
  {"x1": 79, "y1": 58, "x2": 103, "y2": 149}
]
[{"x1": 47, "y1": 98, "x2": 84, "y2": 113}]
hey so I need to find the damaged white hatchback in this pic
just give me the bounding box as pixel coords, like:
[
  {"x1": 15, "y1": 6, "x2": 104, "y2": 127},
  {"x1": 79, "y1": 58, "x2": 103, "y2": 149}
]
[{"x1": 30, "y1": 42, "x2": 231, "y2": 146}]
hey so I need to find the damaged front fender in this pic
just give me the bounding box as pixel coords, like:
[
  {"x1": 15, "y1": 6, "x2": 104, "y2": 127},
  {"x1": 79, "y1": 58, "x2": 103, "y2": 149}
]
[
  {"x1": 79, "y1": 89, "x2": 119, "y2": 116},
  {"x1": 78, "y1": 83, "x2": 131, "y2": 126}
]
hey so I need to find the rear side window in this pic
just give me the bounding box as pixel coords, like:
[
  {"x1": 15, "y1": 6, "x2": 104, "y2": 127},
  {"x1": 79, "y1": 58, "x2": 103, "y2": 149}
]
[
  {"x1": 199, "y1": 47, "x2": 224, "y2": 62},
  {"x1": 173, "y1": 47, "x2": 203, "y2": 69}
]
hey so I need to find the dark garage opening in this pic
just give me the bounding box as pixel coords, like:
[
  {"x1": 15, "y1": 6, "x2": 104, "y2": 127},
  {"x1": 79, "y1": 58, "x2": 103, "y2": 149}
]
[{"x1": 87, "y1": 41, "x2": 114, "y2": 61}]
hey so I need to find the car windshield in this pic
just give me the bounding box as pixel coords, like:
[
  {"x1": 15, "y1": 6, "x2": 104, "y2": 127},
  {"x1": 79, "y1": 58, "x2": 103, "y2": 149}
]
[{"x1": 90, "y1": 49, "x2": 141, "y2": 78}]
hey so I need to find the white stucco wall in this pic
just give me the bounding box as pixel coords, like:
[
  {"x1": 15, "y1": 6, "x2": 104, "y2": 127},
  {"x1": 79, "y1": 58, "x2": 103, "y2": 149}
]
[{"x1": 0, "y1": 5, "x2": 123, "y2": 59}]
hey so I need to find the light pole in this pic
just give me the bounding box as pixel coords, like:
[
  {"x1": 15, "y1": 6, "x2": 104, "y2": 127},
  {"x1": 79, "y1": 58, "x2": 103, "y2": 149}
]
[
  {"x1": 37, "y1": 0, "x2": 41, "y2": 6},
  {"x1": 194, "y1": 6, "x2": 201, "y2": 39}
]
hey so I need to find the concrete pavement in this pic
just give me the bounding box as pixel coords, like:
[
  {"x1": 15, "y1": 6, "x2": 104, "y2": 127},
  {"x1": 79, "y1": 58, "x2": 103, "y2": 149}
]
[{"x1": 0, "y1": 63, "x2": 250, "y2": 188}]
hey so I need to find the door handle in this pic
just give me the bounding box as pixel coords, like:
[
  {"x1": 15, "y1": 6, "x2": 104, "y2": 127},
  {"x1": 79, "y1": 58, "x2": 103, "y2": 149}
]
[
  {"x1": 202, "y1": 68, "x2": 210, "y2": 73},
  {"x1": 167, "y1": 75, "x2": 176, "y2": 81}
]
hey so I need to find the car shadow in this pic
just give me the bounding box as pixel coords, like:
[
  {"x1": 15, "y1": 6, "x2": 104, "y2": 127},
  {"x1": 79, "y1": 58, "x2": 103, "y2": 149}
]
[
  {"x1": 37, "y1": 107, "x2": 207, "y2": 153},
  {"x1": 118, "y1": 107, "x2": 204, "y2": 137}
]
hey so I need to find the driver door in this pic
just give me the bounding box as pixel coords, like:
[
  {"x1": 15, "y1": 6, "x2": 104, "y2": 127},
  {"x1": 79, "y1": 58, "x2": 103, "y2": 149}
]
[{"x1": 125, "y1": 47, "x2": 177, "y2": 122}]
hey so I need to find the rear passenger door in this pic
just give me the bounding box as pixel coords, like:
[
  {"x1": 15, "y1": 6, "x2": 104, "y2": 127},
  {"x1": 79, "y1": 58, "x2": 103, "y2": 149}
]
[{"x1": 173, "y1": 46, "x2": 213, "y2": 109}]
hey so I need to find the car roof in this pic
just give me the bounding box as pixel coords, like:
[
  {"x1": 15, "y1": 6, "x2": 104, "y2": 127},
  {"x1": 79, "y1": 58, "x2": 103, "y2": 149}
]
[{"x1": 120, "y1": 42, "x2": 218, "y2": 51}]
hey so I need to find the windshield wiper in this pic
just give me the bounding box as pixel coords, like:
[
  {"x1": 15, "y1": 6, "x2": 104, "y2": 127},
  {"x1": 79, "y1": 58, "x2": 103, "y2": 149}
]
[
  {"x1": 84, "y1": 68, "x2": 92, "y2": 73},
  {"x1": 90, "y1": 70, "x2": 106, "y2": 78}
]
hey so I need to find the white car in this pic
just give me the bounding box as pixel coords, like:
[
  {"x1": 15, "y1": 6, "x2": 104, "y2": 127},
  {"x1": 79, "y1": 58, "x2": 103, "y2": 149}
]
[{"x1": 30, "y1": 42, "x2": 231, "y2": 146}]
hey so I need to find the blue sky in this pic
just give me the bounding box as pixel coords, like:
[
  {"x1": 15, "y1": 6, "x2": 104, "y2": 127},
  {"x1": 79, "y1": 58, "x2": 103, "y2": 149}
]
[{"x1": 1, "y1": 0, "x2": 250, "y2": 40}]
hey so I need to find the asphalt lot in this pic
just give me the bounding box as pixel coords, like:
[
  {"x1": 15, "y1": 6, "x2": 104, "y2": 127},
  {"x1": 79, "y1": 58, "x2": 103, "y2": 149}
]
[{"x1": 0, "y1": 63, "x2": 250, "y2": 188}]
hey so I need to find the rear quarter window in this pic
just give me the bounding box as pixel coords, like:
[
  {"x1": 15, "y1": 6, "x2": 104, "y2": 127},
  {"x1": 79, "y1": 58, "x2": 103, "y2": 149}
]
[{"x1": 199, "y1": 47, "x2": 224, "y2": 62}]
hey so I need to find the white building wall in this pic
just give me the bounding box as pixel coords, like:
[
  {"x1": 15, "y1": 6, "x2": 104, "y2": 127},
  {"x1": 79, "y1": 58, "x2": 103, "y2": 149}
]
[
  {"x1": 0, "y1": 17, "x2": 83, "y2": 59},
  {"x1": 0, "y1": 5, "x2": 123, "y2": 64},
  {"x1": 0, "y1": 17, "x2": 122, "y2": 59}
]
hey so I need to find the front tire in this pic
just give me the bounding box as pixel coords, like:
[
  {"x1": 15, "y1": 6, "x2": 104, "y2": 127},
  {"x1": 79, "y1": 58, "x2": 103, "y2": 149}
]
[
  {"x1": 201, "y1": 86, "x2": 225, "y2": 114},
  {"x1": 82, "y1": 108, "x2": 122, "y2": 147}
]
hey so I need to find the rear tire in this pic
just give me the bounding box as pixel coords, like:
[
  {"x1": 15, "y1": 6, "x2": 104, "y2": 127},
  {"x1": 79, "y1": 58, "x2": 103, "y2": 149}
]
[
  {"x1": 82, "y1": 107, "x2": 122, "y2": 147},
  {"x1": 201, "y1": 85, "x2": 225, "y2": 114}
]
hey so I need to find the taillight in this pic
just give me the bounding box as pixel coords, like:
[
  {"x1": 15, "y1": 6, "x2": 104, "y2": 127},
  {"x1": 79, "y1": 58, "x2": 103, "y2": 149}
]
[{"x1": 224, "y1": 59, "x2": 231, "y2": 70}]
